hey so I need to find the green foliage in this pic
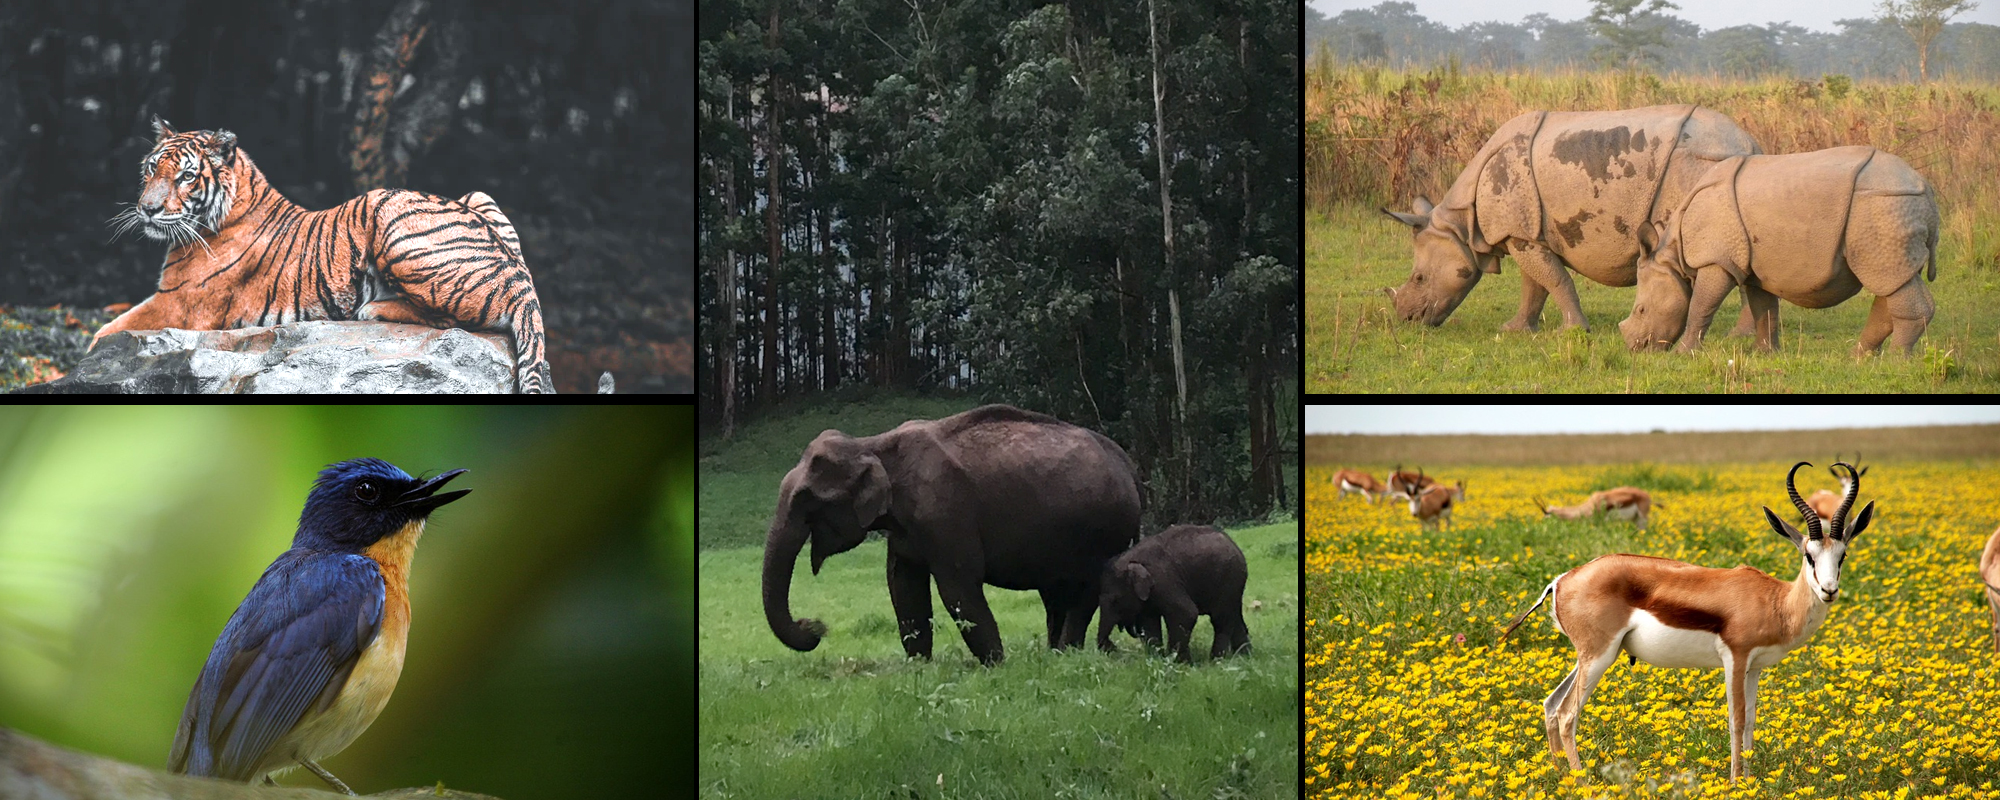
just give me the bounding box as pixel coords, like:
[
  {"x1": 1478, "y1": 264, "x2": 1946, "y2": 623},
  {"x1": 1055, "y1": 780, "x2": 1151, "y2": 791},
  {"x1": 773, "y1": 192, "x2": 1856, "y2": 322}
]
[
  {"x1": 1824, "y1": 72, "x2": 1854, "y2": 99},
  {"x1": 1585, "y1": 0, "x2": 1682, "y2": 71},
  {"x1": 1593, "y1": 464, "x2": 1718, "y2": 493},
  {"x1": 699, "y1": 521, "x2": 1299, "y2": 798}
]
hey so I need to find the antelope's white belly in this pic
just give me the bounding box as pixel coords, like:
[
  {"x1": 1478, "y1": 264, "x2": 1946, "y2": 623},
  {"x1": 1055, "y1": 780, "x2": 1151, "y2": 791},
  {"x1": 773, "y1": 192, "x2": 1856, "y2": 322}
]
[
  {"x1": 1621, "y1": 609, "x2": 1724, "y2": 669},
  {"x1": 1607, "y1": 504, "x2": 1640, "y2": 521}
]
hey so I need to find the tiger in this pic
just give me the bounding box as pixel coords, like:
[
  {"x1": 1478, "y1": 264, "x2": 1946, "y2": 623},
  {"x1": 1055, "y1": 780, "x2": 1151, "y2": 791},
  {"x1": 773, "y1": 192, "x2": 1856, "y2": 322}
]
[{"x1": 102, "y1": 117, "x2": 552, "y2": 393}]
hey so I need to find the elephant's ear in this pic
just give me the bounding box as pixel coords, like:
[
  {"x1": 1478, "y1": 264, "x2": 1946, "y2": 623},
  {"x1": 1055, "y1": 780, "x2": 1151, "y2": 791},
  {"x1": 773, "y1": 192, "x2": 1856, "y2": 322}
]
[
  {"x1": 1124, "y1": 563, "x2": 1152, "y2": 602},
  {"x1": 852, "y1": 455, "x2": 891, "y2": 529}
]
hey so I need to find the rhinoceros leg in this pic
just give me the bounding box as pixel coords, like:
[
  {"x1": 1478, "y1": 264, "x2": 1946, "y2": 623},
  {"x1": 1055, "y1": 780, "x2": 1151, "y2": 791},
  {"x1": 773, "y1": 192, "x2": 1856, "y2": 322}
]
[
  {"x1": 1728, "y1": 300, "x2": 1762, "y2": 337},
  {"x1": 1509, "y1": 244, "x2": 1590, "y2": 331},
  {"x1": 1856, "y1": 281, "x2": 1934, "y2": 357},
  {"x1": 1743, "y1": 283, "x2": 1781, "y2": 352},
  {"x1": 1674, "y1": 267, "x2": 1741, "y2": 353},
  {"x1": 1503, "y1": 277, "x2": 1551, "y2": 332}
]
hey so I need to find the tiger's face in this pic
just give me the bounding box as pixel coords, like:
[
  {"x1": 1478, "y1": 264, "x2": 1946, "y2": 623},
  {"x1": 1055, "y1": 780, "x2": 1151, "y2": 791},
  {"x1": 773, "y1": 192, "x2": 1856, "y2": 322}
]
[{"x1": 120, "y1": 117, "x2": 240, "y2": 246}]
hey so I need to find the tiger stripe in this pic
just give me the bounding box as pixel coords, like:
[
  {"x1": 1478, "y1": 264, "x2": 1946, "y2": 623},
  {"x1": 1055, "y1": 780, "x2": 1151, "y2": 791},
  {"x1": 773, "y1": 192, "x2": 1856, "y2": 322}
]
[{"x1": 101, "y1": 118, "x2": 551, "y2": 393}]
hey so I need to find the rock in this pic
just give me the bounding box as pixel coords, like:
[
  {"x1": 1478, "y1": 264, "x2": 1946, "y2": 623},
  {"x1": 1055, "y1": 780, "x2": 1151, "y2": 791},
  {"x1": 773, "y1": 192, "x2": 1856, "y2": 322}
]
[{"x1": 12, "y1": 322, "x2": 516, "y2": 394}]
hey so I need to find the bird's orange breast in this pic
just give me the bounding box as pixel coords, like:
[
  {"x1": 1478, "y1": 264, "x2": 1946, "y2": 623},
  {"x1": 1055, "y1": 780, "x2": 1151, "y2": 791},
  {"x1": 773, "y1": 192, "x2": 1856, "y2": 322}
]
[{"x1": 271, "y1": 518, "x2": 425, "y2": 769}]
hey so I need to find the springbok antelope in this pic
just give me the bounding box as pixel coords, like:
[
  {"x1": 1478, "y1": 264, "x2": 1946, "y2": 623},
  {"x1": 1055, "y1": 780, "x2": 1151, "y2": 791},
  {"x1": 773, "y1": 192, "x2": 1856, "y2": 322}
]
[
  {"x1": 1500, "y1": 462, "x2": 1872, "y2": 781},
  {"x1": 1982, "y1": 524, "x2": 2000, "y2": 653},
  {"x1": 1332, "y1": 469, "x2": 1389, "y2": 504},
  {"x1": 1409, "y1": 480, "x2": 1466, "y2": 530},
  {"x1": 1388, "y1": 465, "x2": 1436, "y2": 501},
  {"x1": 1533, "y1": 487, "x2": 1656, "y2": 530},
  {"x1": 1806, "y1": 454, "x2": 1868, "y2": 522}
]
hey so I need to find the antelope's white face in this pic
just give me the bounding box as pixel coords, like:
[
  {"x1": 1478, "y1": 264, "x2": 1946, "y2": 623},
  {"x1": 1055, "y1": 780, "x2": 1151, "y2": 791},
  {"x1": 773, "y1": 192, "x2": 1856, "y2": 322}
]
[{"x1": 1800, "y1": 535, "x2": 1852, "y2": 602}]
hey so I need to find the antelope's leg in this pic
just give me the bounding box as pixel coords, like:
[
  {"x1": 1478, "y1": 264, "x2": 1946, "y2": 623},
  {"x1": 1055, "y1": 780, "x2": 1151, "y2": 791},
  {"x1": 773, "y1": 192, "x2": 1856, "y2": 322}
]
[
  {"x1": 1724, "y1": 653, "x2": 1749, "y2": 781},
  {"x1": 1551, "y1": 640, "x2": 1622, "y2": 773}
]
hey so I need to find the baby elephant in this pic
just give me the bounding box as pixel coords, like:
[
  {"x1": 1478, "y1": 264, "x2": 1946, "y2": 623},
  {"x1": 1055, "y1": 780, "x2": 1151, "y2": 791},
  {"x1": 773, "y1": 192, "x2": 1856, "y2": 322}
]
[
  {"x1": 1097, "y1": 525, "x2": 1250, "y2": 662},
  {"x1": 1618, "y1": 145, "x2": 1939, "y2": 355}
]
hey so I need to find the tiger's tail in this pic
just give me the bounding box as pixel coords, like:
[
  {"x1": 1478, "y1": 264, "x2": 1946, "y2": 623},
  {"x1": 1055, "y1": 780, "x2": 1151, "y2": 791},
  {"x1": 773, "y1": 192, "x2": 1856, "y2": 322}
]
[{"x1": 459, "y1": 191, "x2": 550, "y2": 393}]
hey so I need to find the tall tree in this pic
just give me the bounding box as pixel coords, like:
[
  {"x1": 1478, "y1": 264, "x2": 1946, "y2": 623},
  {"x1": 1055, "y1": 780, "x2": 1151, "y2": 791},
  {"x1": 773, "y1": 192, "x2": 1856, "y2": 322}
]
[
  {"x1": 1877, "y1": 0, "x2": 1979, "y2": 81},
  {"x1": 1586, "y1": 0, "x2": 1682, "y2": 71}
]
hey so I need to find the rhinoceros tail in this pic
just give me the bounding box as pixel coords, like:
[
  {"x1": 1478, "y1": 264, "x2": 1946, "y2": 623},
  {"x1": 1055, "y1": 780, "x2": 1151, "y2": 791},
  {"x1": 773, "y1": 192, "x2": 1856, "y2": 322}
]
[{"x1": 1927, "y1": 185, "x2": 1940, "y2": 282}]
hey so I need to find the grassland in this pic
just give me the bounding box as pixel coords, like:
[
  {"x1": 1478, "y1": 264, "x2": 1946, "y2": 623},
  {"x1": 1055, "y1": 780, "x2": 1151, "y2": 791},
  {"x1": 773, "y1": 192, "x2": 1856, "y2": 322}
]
[
  {"x1": 1305, "y1": 460, "x2": 2000, "y2": 799},
  {"x1": 1304, "y1": 63, "x2": 2000, "y2": 392},
  {"x1": 699, "y1": 396, "x2": 1300, "y2": 799}
]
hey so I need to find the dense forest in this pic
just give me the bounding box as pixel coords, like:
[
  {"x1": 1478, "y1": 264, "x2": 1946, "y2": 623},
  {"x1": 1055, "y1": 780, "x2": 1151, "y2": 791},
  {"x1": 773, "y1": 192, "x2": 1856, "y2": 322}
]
[
  {"x1": 0, "y1": 0, "x2": 691, "y2": 393},
  {"x1": 1309, "y1": 1, "x2": 2000, "y2": 81},
  {"x1": 698, "y1": 0, "x2": 1301, "y2": 523}
]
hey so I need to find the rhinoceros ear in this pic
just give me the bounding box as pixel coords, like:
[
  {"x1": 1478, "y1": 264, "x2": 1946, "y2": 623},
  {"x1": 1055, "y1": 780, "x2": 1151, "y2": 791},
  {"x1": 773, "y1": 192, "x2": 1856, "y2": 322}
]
[{"x1": 1381, "y1": 196, "x2": 1433, "y2": 230}]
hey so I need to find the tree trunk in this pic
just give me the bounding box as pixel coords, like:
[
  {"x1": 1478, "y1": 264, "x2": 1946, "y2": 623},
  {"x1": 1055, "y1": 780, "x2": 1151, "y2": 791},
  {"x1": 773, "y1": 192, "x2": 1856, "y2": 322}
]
[
  {"x1": 720, "y1": 85, "x2": 739, "y2": 437},
  {"x1": 760, "y1": 0, "x2": 783, "y2": 409},
  {"x1": 349, "y1": 0, "x2": 430, "y2": 192},
  {"x1": 1149, "y1": 0, "x2": 1189, "y2": 520}
]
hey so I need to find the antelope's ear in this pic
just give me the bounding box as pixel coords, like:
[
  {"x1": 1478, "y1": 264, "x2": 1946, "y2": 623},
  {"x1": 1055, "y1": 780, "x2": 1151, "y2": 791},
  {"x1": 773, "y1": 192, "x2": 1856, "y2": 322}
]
[
  {"x1": 1763, "y1": 506, "x2": 1803, "y2": 544},
  {"x1": 1842, "y1": 501, "x2": 1875, "y2": 542}
]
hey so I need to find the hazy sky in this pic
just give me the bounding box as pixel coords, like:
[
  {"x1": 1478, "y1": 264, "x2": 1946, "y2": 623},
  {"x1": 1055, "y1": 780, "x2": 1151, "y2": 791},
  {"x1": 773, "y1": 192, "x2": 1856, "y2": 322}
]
[
  {"x1": 1308, "y1": 0, "x2": 2000, "y2": 34},
  {"x1": 1305, "y1": 405, "x2": 2000, "y2": 434}
]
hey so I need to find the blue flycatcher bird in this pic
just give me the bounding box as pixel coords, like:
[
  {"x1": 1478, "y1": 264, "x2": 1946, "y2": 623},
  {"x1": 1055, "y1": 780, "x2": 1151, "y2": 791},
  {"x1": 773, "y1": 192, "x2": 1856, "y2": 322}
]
[{"x1": 169, "y1": 458, "x2": 469, "y2": 795}]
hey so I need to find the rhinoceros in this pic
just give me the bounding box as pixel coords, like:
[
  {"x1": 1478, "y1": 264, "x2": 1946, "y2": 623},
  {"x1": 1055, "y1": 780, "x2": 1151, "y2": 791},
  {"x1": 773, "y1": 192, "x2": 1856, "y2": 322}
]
[
  {"x1": 1382, "y1": 105, "x2": 1762, "y2": 332},
  {"x1": 1618, "y1": 145, "x2": 1939, "y2": 356}
]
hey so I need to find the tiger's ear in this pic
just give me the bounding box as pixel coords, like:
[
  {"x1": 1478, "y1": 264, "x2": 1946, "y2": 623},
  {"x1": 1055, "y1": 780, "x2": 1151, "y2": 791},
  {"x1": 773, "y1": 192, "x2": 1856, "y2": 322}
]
[
  {"x1": 151, "y1": 116, "x2": 176, "y2": 142},
  {"x1": 208, "y1": 129, "x2": 238, "y2": 166}
]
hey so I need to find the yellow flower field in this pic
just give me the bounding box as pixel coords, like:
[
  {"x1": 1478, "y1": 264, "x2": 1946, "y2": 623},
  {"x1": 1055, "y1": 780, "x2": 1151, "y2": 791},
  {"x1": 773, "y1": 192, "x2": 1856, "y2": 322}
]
[{"x1": 1305, "y1": 462, "x2": 2000, "y2": 799}]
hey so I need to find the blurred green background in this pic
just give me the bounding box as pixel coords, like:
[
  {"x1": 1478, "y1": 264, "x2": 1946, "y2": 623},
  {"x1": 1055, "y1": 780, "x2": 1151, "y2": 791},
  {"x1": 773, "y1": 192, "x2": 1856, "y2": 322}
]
[{"x1": 0, "y1": 406, "x2": 692, "y2": 799}]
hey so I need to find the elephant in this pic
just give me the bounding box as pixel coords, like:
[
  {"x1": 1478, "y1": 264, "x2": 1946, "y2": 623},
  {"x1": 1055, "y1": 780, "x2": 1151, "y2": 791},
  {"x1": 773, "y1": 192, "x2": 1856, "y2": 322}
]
[
  {"x1": 1096, "y1": 524, "x2": 1250, "y2": 663},
  {"x1": 762, "y1": 404, "x2": 1141, "y2": 666},
  {"x1": 1618, "y1": 146, "x2": 1939, "y2": 355},
  {"x1": 1382, "y1": 105, "x2": 1763, "y2": 334}
]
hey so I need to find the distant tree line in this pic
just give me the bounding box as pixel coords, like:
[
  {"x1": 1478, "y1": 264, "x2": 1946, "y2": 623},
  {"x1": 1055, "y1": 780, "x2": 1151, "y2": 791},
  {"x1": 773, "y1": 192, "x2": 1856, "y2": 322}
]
[{"x1": 1308, "y1": 1, "x2": 2000, "y2": 81}]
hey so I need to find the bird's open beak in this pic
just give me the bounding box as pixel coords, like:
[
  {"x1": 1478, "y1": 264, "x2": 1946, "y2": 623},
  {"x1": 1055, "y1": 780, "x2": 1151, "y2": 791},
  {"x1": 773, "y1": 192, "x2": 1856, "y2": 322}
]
[{"x1": 396, "y1": 468, "x2": 471, "y2": 514}]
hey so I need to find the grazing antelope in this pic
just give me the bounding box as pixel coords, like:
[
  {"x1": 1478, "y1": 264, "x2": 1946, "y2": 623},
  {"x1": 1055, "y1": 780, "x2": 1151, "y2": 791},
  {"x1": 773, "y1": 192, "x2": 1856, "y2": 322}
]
[
  {"x1": 1331, "y1": 469, "x2": 1389, "y2": 504},
  {"x1": 1388, "y1": 464, "x2": 1436, "y2": 501},
  {"x1": 1500, "y1": 462, "x2": 1872, "y2": 781},
  {"x1": 1982, "y1": 524, "x2": 2000, "y2": 653},
  {"x1": 1409, "y1": 480, "x2": 1466, "y2": 530},
  {"x1": 1533, "y1": 487, "x2": 1656, "y2": 530},
  {"x1": 1806, "y1": 454, "x2": 1868, "y2": 522}
]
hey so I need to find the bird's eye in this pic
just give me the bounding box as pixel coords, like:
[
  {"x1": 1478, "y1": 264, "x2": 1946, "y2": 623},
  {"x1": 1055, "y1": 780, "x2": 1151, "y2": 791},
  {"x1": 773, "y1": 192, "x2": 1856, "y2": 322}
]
[{"x1": 354, "y1": 481, "x2": 380, "y2": 503}]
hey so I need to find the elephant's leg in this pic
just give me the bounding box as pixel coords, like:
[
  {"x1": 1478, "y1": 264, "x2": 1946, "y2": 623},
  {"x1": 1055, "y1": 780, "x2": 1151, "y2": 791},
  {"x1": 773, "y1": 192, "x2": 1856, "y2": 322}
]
[
  {"x1": 1210, "y1": 607, "x2": 1250, "y2": 658},
  {"x1": 935, "y1": 578, "x2": 1004, "y2": 665},
  {"x1": 1039, "y1": 587, "x2": 1092, "y2": 650},
  {"x1": 1164, "y1": 609, "x2": 1198, "y2": 663},
  {"x1": 1039, "y1": 590, "x2": 1065, "y2": 649},
  {"x1": 887, "y1": 550, "x2": 934, "y2": 659},
  {"x1": 1139, "y1": 613, "x2": 1163, "y2": 650},
  {"x1": 1502, "y1": 271, "x2": 1552, "y2": 332},
  {"x1": 1057, "y1": 586, "x2": 1096, "y2": 649},
  {"x1": 1858, "y1": 279, "x2": 1933, "y2": 357},
  {"x1": 1674, "y1": 267, "x2": 1738, "y2": 353},
  {"x1": 1508, "y1": 245, "x2": 1589, "y2": 331}
]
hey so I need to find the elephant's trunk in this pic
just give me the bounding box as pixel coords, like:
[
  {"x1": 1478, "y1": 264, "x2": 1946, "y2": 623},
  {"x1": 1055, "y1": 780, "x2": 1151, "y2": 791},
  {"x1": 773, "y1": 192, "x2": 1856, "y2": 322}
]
[{"x1": 762, "y1": 500, "x2": 824, "y2": 652}]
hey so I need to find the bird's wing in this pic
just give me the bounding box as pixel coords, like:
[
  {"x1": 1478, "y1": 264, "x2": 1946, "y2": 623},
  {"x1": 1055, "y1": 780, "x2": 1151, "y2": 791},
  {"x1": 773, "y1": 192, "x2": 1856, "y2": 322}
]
[{"x1": 170, "y1": 551, "x2": 384, "y2": 780}]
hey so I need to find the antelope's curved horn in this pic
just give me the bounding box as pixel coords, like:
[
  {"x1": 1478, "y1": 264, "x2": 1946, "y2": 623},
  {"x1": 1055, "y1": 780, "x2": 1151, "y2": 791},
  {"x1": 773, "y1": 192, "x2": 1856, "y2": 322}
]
[
  {"x1": 1785, "y1": 461, "x2": 1822, "y2": 540},
  {"x1": 1831, "y1": 461, "x2": 1860, "y2": 540}
]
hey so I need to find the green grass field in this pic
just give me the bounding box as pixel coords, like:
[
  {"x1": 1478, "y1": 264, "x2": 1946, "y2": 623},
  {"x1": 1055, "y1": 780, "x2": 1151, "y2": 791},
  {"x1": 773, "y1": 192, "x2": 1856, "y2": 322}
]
[
  {"x1": 1307, "y1": 203, "x2": 2000, "y2": 392},
  {"x1": 698, "y1": 396, "x2": 1300, "y2": 799}
]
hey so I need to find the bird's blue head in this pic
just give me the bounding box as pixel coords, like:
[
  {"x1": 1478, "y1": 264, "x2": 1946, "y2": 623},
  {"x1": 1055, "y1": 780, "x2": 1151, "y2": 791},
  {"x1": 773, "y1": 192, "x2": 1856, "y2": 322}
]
[{"x1": 294, "y1": 458, "x2": 470, "y2": 552}]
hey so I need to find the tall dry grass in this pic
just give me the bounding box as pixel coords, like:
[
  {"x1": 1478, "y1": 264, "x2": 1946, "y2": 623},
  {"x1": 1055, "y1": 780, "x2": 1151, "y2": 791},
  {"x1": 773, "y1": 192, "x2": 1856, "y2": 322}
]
[{"x1": 1306, "y1": 55, "x2": 2000, "y2": 271}]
